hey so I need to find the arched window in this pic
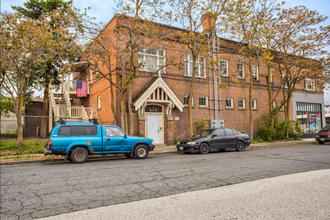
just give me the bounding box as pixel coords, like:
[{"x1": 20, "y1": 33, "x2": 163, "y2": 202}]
[
  {"x1": 97, "y1": 95, "x2": 101, "y2": 109},
  {"x1": 145, "y1": 105, "x2": 162, "y2": 113}
]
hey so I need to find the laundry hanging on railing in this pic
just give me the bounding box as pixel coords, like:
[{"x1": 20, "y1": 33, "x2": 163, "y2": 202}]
[{"x1": 76, "y1": 81, "x2": 87, "y2": 97}]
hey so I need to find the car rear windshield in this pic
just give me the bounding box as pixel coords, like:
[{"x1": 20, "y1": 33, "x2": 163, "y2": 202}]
[{"x1": 58, "y1": 126, "x2": 98, "y2": 136}]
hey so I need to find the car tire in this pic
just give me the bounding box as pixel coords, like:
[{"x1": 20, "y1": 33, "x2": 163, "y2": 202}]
[
  {"x1": 199, "y1": 143, "x2": 210, "y2": 154},
  {"x1": 220, "y1": 149, "x2": 226, "y2": 152},
  {"x1": 134, "y1": 145, "x2": 148, "y2": 159},
  {"x1": 236, "y1": 141, "x2": 245, "y2": 151},
  {"x1": 71, "y1": 147, "x2": 88, "y2": 163},
  {"x1": 318, "y1": 142, "x2": 325, "y2": 145},
  {"x1": 124, "y1": 153, "x2": 133, "y2": 158}
]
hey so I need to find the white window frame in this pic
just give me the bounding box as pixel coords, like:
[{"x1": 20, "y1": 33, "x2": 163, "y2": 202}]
[
  {"x1": 272, "y1": 100, "x2": 276, "y2": 109},
  {"x1": 220, "y1": 60, "x2": 229, "y2": 76},
  {"x1": 238, "y1": 98, "x2": 245, "y2": 109},
  {"x1": 252, "y1": 65, "x2": 258, "y2": 80},
  {"x1": 184, "y1": 95, "x2": 194, "y2": 107},
  {"x1": 237, "y1": 63, "x2": 244, "y2": 78},
  {"x1": 225, "y1": 97, "x2": 234, "y2": 109},
  {"x1": 266, "y1": 67, "x2": 272, "y2": 82},
  {"x1": 184, "y1": 54, "x2": 205, "y2": 77},
  {"x1": 279, "y1": 101, "x2": 284, "y2": 111},
  {"x1": 97, "y1": 95, "x2": 101, "y2": 109},
  {"x1": 305, "y1": 79, "x2": 315, "y2": 91},
  {"x1": 252, "y1": 99, "x2": 257, "y2": 110},
  {"x1": 139, "y1": 48, "x2": 166, "y2": 74},
  {"x1": 199, "y1": 96, "x2": 208, "y2": 107}
]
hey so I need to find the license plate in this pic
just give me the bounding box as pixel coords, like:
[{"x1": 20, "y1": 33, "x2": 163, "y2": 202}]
[
  {"x1": 320, "y1": 139, "x2": 325, "y2": 141},
  {"x1": 179, "y1": 147, "x2": 183, "y2": 150}
]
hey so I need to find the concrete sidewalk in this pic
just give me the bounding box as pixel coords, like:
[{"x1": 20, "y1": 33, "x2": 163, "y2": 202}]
[
  {"x1": 38, "y1": 169, "x2": 330, "y2": 220},
  {"x1": 0, "y1": 138, "x2": 317, "y2": 165}
]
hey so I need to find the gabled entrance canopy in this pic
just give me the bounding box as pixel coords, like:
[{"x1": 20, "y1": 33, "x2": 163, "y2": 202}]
[{"x1": 134, "y1": 77, "x2": 183, "y2": 115}]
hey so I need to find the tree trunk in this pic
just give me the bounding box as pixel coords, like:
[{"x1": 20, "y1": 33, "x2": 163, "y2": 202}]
[
  {"x1": 249, "y1": 60, "x2": 253, "y2": 141},
  {"x1": 267, "y1": 63, "x2": 274, "y2": 132},
  {"x1": 110, "y1": 80, "x2": 117, "y2": 125},
  {"x1": 16, "y1": 96, "x2": 24, "y2": 148},
  {"x1": 120, "y1": 90, "x2": 127, "y2": 132},
  {"x1": 128, "y1": 82, "x2": 133, "y2": 136},
  {"x1": 40, "y1": 85, "x2": 49, "y2": 138}
]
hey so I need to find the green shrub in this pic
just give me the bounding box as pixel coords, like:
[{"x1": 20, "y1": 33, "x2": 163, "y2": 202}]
[
  {"x1": 257, "y1": 110, "x2": 303, "y2": 141},
  {"x1": 195, "y1": 119, "x2": 209, "y2": 131}
]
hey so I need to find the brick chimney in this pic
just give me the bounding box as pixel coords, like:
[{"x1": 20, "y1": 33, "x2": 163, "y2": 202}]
[{"x1": 202, "y1": 13, "x2": 215, "y2": 34}]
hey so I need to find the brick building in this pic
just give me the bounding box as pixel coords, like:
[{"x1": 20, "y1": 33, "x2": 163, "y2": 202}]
[{"x1": 54, "y1": 15, "x2": 325, "y2": 143}]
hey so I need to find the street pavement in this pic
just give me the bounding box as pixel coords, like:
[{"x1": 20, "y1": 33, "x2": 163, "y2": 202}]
[{"x1": 39, "y1": 169, "x2": 330, "y2": 220}]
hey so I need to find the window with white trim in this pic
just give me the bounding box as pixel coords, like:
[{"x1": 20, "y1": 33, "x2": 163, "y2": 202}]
[
  {"x1": 238, "y1": 98, "x2": 245, "y2": 109},
  {"x1": 272, "y1": 100, "x2": 276, "y2": 109},
  {"x1": 279, "y1": 101, "x2": 284, "y2": 111},
  {"x1": 283, "y1": 71, "x2": 288, "y2": 88},
  {"x1": 237, "y1": 63, "x2": 244, "y2": 78},
  {"x1": 184, "y1": 54, "x2": 205, "y2": 77},
  {"x1": 97, "y1": 95, "x2": 101, "y2": 109},
  {"x1": 220, "y1": 60, "x2": 229, "y2": 76},
  {"x1": 252, "y1": 65, "x2": 258, "y2": 80},
  {"x1": 266, "y1": 67, "x2": 272, "y2": 82},
  {"x1": 305, "y1": 79, "x2": 315, "y2": 91},
  {"x1": 184, "y1": 95, "x2": 194, "y2": 106},
  {"x1": 139, "y1": 48, "x2": 165, "y2": 73},
  {"x1": 199, "y1": 96, "x2": 208, "y2": 107},
  {"x1": 225, "y1": 97, "x2": 233, "y2": 108},
  {"x1": 251, "y1": 99, "x2": 257, "y2": 110}
]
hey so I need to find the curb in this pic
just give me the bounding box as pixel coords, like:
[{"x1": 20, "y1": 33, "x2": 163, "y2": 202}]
[{"x1": 0, "y1": 141, "x2": 317, "y2": 166}]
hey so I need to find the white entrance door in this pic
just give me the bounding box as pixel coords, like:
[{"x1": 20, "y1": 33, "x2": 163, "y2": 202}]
[{"x1": 147, "y1": 115, "x2": 160, "y2": 144}]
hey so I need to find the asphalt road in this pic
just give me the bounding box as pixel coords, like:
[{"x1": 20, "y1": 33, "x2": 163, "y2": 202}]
[{"x1": 1, "y1": 144, "x2": 330, "y2": 220}]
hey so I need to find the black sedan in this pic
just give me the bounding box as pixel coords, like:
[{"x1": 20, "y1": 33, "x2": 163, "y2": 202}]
[{"x1": 176, "y1": 128, "x2": 251, "y2": 154}]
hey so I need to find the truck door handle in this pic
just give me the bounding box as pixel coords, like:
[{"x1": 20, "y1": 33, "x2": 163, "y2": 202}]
[{"x1": 107, "y1": 138, "x2": 111, "y2": 140}]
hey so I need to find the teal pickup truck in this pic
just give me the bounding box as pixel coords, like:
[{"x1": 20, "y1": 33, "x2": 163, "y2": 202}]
[{"x1": 44, "y1": 119, "x2": 155, "y2": 163}]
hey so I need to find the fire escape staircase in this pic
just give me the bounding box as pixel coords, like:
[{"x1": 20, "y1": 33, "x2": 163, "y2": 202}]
[{"x1": 49, "y1": 81, "x2": 93, "y2": 121}]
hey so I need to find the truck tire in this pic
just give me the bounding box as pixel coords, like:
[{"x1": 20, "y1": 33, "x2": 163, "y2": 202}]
[
  {"x1": 134, "y1": 145, "x2": 148, "y2": 159},
  {"x1": 71, "y1": 147, "x2": 88, "y2": 163}
]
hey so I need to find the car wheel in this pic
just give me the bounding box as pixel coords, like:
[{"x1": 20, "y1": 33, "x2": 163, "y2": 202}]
[
  {"x1": 134, "y1": 145, "x2": 148, "y2": 159},
  {"x1": 71, "y1": 147, "x2": 88, "y2": 163},
  {"x1": 318, "y1": 142, "x2": 325, "y2": 145},
  {"x1": 199, "y1": 143, "x2": 210, "y2": 154},
  {"x1": 124, "y1": 153, "x2": 133, "y2": 158},
  {"x1": 220, "y1": 149, "x2": 226, "y2": 152},
  {"x1": 236, "y1": 141, "x2": 245, "y2": 151}
]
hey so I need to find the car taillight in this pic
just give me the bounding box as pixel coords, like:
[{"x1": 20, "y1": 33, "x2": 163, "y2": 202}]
[{"x1": 49, "y1": 140, "x2": 52, "y2": 148}]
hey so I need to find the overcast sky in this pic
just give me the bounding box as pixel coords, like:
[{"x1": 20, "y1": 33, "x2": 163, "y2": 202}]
[{"x1": 1, "y1": 0, "x2": 330, "y2": 104}]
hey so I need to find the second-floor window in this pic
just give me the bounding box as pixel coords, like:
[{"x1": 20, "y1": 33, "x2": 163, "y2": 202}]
[
  {"x1": 184, "y1": 54, "x2": 205, "y2": 77},
  {"x1": 183, "y1": 95, "x2": 194, "y2": 106},
  {"x1": 220, "y1": 60, "x2": 228, "y2": 76},
  {"x1": 139, "y1": 48, "x2": 165, "y2": 73},
  {"x1": 252, "y1": 65, "x2": 258, "y2": 80},
  {"x1": 237, "y1": 63, "x2": 244, "y2": 78},
  {"x1": 97, "y1": 95, "x2": 101, "y2": 109},
  {"x1": 305, "y1": 79, "x2": 315, "y2": 91}
]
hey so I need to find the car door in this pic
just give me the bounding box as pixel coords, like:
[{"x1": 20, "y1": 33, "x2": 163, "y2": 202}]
[
  {"x1": 209, "y1": 129, "x2": 226, "y2": 150},
  {"x1": 224, "y1": 128, "x2": 237, "y2": 149},
  {"x1": 103, "y1": 126, "x2": 129, "y2": 153}
]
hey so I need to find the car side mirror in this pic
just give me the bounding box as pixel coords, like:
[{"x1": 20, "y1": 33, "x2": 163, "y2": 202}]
[{"x1": 212, "y1": 134, "x2": 216, "y2": 138}]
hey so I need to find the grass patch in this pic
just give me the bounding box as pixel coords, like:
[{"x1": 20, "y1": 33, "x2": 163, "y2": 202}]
[{"x1": 0, "y1": 137, "x2": 48, "y2": 156}]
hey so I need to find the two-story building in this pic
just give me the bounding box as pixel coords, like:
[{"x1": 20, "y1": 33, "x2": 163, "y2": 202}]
[{"x1": 48, "y1": 15, "x2": 325, "y2": 143}]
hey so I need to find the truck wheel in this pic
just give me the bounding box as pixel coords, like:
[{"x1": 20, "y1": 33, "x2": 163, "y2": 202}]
[
  {"x1": 134, "y1": 145, "x2": 148, "y2": 159},
  {"x1": 71, "y1": 147, "x2": 88, "y2": 163}
]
